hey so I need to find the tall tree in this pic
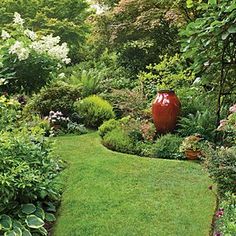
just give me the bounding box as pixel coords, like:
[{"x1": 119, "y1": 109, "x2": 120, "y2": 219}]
[{"x1": 91, "y1": 0, "x2": 181, "y2": 76}]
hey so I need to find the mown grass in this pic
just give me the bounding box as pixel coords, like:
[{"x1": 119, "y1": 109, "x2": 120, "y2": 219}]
[{"x1": 53, "y1": 132, "x2": 216, "y2": 236}]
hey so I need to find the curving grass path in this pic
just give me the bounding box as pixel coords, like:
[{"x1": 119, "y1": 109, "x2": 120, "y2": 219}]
[{"x1": 53, "y1": 132, "x2": 216, "y2": 236}]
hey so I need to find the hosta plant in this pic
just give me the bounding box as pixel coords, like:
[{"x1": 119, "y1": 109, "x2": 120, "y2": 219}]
[{"x1": 0, "y1": 203, "x2": 57, "y2": 236}]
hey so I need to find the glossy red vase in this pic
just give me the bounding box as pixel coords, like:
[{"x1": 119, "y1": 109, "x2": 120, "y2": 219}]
[{"x1": 152, "y1": 90, "x2": 181, "y2": 134}]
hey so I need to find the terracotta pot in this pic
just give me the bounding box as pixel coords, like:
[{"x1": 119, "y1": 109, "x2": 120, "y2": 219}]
[
  {"x1": 152, "y1": 90, "x2": 181, "y2": 134},
  {"x1": 185, "y1": 150, "x2": 201, "y2": 160}
]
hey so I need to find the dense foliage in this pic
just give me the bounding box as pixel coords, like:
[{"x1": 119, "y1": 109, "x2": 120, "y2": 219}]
[
  {"x1": 0, "y1": 0, "x2": 90, "y2": 63},
  {"x1": 214, "y1": 193, "x2": 236, "y2": 235},
  {"x1": 0, "y1": 14, "x2": 71, "y2": 93},
  {"x1": 28, "y1": 82, "x2": 81, "y2": 116},
  {"x1": 0, "y1": 96, "x2": 61, "y2": 235},
  {"x1": 74, "y1": 95, "x2": 115, "y2": 128},
  {"x1": 180, "y1": 0, "x2": 236, "y2": 124}
]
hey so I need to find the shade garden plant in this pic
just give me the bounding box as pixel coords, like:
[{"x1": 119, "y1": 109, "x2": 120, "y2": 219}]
[{"x1": 0, "y1": 96, "x2": 62, "y2": 236}]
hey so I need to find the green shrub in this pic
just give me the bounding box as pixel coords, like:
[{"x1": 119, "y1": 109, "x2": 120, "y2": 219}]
[
  {"x1": 217, "y1": 106, "x2": 236, "y2": 147},
  {"x1": 61, "y1": 50, "x2": 134, "y2": 92},
  {"x1": 150, "y1": 134, "x2": 184, "y2": 159},
  {"x1": 27, "y1": 82, "x2": 81, "y2": 116},
  {"x1": 102, "y1": 88, "x2": 147, "y2": 118},
  {"x1": 214, "y1": 193, "x2": 236, "y2": 236},
  {"x1": 102, "y1": 128, "x2": 135, "y2": 154},
  {"x1": 74, "y1": 95, "x2": 115, "y2": 128},
  {"x1": 68, "y1": 69, "x2": 102, "y2": 98},
  {"x1": 99, "y1": 117, "x2": 184, "y2": 160},
  {"x1": 0, "y1": 128, "x2": 61, "y2": 214},
  {"x1": 138, "y1": 54, "x2": 195, "y2": 100},
  {"x1": 0, "y1": 96, "x2": 21, "y2": 131},
  {"x1": 204, "y1": 146, "x2": 236, "y2": 195},
  {"x1": 0, "y1": 14, "x2": 71, "y2": 94},
  {"x1": 178, "y1": 110, "x2": 216, "y2": 140},
  {"x1": 176, "y1": 87, "x2": 208, "y2": 117},
  {"x1": 98, "y1": 119, "x2": 119, "y2": 138}
]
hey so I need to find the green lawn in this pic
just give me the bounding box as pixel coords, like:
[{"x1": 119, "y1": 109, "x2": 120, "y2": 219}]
[{"x1": 52, "y1": 133, "x2": 216, "y2": 236}]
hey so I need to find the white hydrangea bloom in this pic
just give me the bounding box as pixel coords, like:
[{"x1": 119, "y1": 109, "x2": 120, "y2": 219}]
[
  {"x1": 13, "y1": 12, "x2": 25, "y2": 26},
  {"x1": 17, "y1": 47, "x2": 30, "y2": 61},
  {"x1": 9, "y1": 41, "x2": 22, "y2": 54},
  {"x1": 1, "y1": 30, "x2": 11, "y2": 40},
  {"x1": 47, "y1": 42, "x2": 71, "y2": 64},
  {"x1": 30, "y1": 34, "x2": 71, "y2": 64},
  {"x1": 0, "y1": 78, "x2": 7, "y2": 86},
  {"x1": 9, "y1": 41, "x2": 29, "y2": 61},
  {"x1": 24, "y1": 29, "x2": 37, "y2": 41}
]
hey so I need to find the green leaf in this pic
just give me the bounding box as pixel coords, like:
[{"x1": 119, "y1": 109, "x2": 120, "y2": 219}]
[
  {"x1": 0, "y1": 215, "x2": 12, "y2": 230},
  {"x1": 45, "y1": 202, "x2": 56, "y2": 212},
  {"x1": 45, "y1": 213, "x2": 56, "y2": 222},
  {"x1": 12, "y1": 221, "x2": 23, "y2": 229},
  {"x1": 25, "y1": 216, "x2": 44, "y2": 229},
  {"x1": 34, "y1": 208, "x2": 45, "y2": 220},
  {"x1": 186, "y1": 0, "x2": 193, "y2": 8},
  {"x1": 4, "y1": 231, "x2": 16, "y2": 236},
  {"x1": 37, "y1": 227, "x2": 47, "y2": 236},
  {"x1": 13, "y1": 226, "x2": 22, "y2": 236},
  {"x1": 22, "y1": 229, "x2": 32, "y2": 236},
  {"x1": 222, "y1": 31, "x2": 230, "y2": 40},
  {"x1": 21, "y1": 204, "x2": 36, "y2": 215},
  {"x1": 228, "y1": 25, "x2": 236, "y2": 34},
  {"x1": 208, "y1": 0, "x2": 216, "y2": 5}
]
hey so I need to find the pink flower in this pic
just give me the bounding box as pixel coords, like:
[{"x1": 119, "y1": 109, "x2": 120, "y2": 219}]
[
  {"x1": 229, "y1": 104, "x2": 236, "y2": 113},
  {"x1": 217, "y1": 119, "x2": 227, "y2": 131},
  {"x1": 214, "y1": 232, "x2": 221, "y2": 236},
  {"x1": 215, "y1": 209, "x2": 224, "y2": 218}
]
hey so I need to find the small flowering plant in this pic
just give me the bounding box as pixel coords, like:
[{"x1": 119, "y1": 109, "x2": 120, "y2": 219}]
[
  {"x1": 140, "y1": 120, "x2": 156, "y2": 142},
  {"x1": 46, "y1": 111, "x2": 70, "y2": 128},
  {"x1": 217, "y1": 104, "x2": 236, "y2": 147},
  {"x1": 0, "y1": 12, "x2": 71, "y2": 93},
  {"x1": 214, "y1": 193, "x2": 236, "y2": 236},
  {"x1": 179, "y1": 134, "x2": 203, "y2": 152}
]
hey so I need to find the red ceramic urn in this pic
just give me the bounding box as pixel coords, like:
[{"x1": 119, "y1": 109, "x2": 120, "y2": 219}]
[{"x1": 152, "y1": 90, "x2": 181, "y2": 134}]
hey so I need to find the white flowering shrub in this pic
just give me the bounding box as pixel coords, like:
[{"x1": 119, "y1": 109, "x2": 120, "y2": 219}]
[{"x1": 0, "y1": 12, "x2": 71, "y2": 93}]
